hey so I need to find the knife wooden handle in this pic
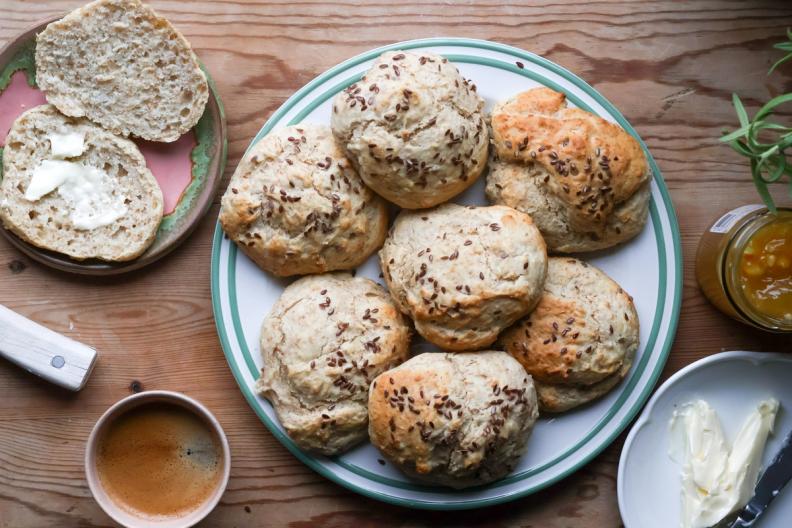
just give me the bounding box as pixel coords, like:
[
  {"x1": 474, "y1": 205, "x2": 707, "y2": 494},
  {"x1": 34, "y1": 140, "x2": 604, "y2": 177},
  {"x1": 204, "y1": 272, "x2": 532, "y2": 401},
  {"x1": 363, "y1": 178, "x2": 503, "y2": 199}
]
[{"x1": 0, "y1": 305, "x2": 97, "y2": 391}]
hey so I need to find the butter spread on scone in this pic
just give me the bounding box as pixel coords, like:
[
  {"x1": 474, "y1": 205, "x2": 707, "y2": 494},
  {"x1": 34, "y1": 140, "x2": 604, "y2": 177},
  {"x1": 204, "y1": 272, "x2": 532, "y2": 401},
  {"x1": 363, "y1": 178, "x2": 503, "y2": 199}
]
[
  {"x1": 0, "y1": 105, "x2": 163, "y2": 262},
  {"x1": 368, "y1": 351, "x2": 539, "y2": 488},
  {"x1": 256, "y1": 273, "x2": 411, "y2": 455},
  {"x1": 500, "y1": 257, "x2": 639, "y2": 412},
  {"x1": 331, "y1": 51, "x2": 488, "y2": 209},
  {"x1": 487, "y1": 87, "x2": 650, "y2": 252},
  {"x1": 380, "y1": 203, "x2": 547, "y2": 351},
  {"x1": 220, "y1": 124, "x2": 388, "y2": 277}
]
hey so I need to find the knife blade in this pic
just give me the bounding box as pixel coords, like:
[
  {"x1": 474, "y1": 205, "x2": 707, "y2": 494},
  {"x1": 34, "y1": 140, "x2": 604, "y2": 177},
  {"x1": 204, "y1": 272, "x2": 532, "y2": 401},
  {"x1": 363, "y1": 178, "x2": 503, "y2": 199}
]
[{"x1": 728, "y1": 428, "x2": 792, "y2": 528}]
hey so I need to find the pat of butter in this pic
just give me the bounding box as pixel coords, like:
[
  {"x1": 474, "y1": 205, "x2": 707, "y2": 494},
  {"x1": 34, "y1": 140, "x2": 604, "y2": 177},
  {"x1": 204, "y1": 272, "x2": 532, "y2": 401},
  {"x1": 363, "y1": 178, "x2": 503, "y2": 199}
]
[
  {"x1": 48, "y1": 131, "x2": 86, "y2": 158},
  {"x1": 24, "y1": 160, "x2": 73, "y2": 200},
  {"x1": 24, "y1": 160, "x2": 127, "y2": 230},
  {"x1": 669, "y1": 398, "x2": 779, "y2": 528}
]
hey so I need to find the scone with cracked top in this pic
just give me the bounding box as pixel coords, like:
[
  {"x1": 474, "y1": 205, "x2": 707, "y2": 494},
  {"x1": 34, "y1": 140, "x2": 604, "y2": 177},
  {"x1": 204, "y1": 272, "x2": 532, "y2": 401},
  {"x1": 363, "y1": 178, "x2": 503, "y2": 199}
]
[
  {"x1": 487, "y1": 87, "x2": 650, "y2": 252},
  {"x1": 380, "y1": 203, "x2": 547, "y2": 351},
  {"x1": 486, "y1": 159, "x2": 650, "y2": 253},
  {"x1": 500, "y1": 257, "x2": 639, "y2": 412},
  {"x1": 220, "y1": 124, "x2": 388, "y2": 277},
  {"x1": 255, "y1": 273, "x2": 411, "y2": 455},
  {"x1": 331, "y1": 51, "x2": 488, "y2": 208},
  {"x1": 368, "y1": 351, "x2": 539, "y2": 488}
]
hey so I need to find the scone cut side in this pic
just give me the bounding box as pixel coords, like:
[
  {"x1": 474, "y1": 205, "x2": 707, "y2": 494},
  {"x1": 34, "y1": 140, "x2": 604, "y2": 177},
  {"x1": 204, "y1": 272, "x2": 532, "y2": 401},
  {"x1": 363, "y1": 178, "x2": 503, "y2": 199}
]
[
  {"x1": 219, "y1": 124, "x2": 388, "y2": 277},
  {"x1": 255, "y1": 273, "x2": 411, "y2": 455},
  {"x1": 368, "y1": 351, "x2": 539, "y2": 488},
  {"x1": 331, "y1": 51, "x2": 489, "y2": 208},
  {"x1": 0, "y1": 105, "x2": 164, "y2": 261},
  {"x1": 35, "y1": 0, "x2": 209, "y2": 142}
]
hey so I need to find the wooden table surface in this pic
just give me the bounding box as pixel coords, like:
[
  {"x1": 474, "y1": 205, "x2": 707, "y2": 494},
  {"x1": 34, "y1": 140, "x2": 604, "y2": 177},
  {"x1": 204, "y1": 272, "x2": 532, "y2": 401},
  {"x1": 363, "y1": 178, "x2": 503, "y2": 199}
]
[{"x1": 2, "y1": 1, "x2": 792, "y2": 526}]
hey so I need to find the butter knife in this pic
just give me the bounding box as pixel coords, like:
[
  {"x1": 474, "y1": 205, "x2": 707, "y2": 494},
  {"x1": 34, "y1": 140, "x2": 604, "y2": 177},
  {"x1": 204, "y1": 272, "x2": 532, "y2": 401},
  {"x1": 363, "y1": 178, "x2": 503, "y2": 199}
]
[{"x1": 728, "y1": 428, "x2": 792, "y2": 527}]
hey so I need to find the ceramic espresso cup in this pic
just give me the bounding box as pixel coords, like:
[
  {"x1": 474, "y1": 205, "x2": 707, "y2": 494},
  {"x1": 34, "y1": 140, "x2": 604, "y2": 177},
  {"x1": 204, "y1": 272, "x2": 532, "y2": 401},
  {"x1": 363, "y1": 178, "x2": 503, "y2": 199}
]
[{"x1": 85, "y1": 391, "x2": 231, "y2": 528}]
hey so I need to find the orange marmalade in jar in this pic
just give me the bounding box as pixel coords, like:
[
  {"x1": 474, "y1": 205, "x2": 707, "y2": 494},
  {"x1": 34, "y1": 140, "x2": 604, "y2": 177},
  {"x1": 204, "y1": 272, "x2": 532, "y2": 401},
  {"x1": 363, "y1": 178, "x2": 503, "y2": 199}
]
[{"x1": 696, "y1": 206, "x2": 792, "y2": 332}]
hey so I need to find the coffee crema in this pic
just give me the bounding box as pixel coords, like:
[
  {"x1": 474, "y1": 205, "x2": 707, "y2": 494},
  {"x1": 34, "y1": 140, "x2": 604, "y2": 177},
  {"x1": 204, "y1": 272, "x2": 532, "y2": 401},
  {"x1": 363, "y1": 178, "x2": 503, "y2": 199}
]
[{"x1": 95, "y1": 402, "x2": 223, "y2": 519}]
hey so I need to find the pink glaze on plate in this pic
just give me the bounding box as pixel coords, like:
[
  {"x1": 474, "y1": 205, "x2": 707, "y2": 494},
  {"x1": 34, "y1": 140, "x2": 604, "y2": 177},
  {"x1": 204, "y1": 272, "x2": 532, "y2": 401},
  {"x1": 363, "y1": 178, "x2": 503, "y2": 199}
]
[
  {"x1": 0, "y1": 70, "x2": 47, "y2": 146},
  {"x1": 0, "y1": 70, "x2": 195, "y2": 215},
  {"x1": 135, "y1": 133, "x2": 197, "y2": 215}
]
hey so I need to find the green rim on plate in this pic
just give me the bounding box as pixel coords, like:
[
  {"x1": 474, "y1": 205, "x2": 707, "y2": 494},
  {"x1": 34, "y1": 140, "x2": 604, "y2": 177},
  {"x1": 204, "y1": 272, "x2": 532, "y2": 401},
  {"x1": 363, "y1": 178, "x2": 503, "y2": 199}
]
[{"x1": 211, "y1": 37, "x2": 682, "y2": 509}]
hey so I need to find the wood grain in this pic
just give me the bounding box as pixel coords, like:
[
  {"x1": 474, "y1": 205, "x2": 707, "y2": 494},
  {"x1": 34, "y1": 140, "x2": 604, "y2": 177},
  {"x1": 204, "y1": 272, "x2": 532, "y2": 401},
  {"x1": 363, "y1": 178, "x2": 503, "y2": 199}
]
[{"x1": 1, "y1": 1, "x2": 792, "y2": 526}]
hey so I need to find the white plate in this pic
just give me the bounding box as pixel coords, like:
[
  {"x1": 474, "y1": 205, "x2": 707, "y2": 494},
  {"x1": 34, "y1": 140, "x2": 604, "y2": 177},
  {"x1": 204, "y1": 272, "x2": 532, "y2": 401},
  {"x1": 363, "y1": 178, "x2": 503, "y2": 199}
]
[
  {"x1": 211, "y1": 37, "x2": 682, "y2": 509},
  {"x1": 618, "y1": 351, "x2": 792, "y2": 527}
]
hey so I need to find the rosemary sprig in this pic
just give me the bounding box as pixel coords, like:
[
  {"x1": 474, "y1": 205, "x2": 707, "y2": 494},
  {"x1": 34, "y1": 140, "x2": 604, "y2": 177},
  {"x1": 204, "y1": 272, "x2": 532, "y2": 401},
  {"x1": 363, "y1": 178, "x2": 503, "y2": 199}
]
[{"x1": 720, "y1": 29, "x2": 792, "y2": 213}]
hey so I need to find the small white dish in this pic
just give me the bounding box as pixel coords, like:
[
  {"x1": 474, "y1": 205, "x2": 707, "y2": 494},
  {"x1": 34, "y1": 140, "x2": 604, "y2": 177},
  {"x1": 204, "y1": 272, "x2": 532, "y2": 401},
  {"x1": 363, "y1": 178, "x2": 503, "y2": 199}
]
[{"x1": 618, "y1": 351, "x2": 792, "y2": 528}]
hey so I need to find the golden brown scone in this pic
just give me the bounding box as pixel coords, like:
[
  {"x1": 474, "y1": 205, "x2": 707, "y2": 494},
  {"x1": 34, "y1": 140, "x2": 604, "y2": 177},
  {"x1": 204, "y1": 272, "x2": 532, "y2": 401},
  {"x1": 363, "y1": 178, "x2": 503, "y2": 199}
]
[
  {"x1": 255, "y1": 273, "x2": 411, "y2": 455},
  {"x1": 220, "y1": 124, "x2": 388, "y2": 277},
  {"x1": 379, "y1": 203, "x2": 547, "y2": 351},
  {"x1": 368, "y1": 351, "x2": 538, "y2": 488},
  {"x1": 500, "y1": 257, "x2": 639, "y2": 412},
  {"x1": 488, "y1": 87, "x2": 650, "y2": 252}
]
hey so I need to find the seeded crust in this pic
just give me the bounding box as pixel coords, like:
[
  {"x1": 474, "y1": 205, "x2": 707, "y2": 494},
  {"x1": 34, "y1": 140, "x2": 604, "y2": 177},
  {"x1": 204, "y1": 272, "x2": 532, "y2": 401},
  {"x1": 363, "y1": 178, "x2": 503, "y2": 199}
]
[
  {"x1": 380, "y1": 203, "x2": 547, "y2": 351},
  {"x1": 331, "y1": 51, "x2": 489, "y2": 208},
  {"x1": 219, "y1": 124, "x2": 388, "y2": 277},
  {"x1": 0, "y1": 105, "x2": 163, "y2": 261},
  {"x1": 255, "y1": 273, "x2": 411, "y2": 455},
  {"x1": 35, "y1": 0, "x2": 208, "y2": 142},
  {"x1": 499, "y1": 257, "x2": 639, "y2": 413},
  {"x1": 489, "y1": 87, "x2": 650, "y2": 251},
  {"x1": 368, "y1": 351, "x2": 539, "y2": 488},
  {"x1": 486, "y1": 159, "x2": 650, "y2": 253}
]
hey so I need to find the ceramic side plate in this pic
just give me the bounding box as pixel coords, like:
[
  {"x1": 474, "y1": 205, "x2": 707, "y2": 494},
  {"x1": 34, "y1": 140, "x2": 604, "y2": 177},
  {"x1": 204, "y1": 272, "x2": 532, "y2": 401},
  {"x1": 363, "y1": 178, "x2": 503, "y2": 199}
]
[
  {"x1": 619, "y1": 351, "x2": 792, "y2": 528},
  {"x1": 211, "y1": 38, "x2": 682, "y2": 509},
  {"x1": 0, "y1": 16, "x2": 227, "y2": 275}
]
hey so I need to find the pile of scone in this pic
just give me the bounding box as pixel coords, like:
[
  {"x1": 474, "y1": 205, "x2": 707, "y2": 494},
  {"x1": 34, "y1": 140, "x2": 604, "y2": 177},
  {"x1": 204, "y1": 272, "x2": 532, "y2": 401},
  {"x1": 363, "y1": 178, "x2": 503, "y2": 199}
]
[
  {"x1": 0, "y1": 0, "x2": 207, "y2": 262},
  {"x1": 220, "y1": 51, "x2": 649, "y2": 488}
]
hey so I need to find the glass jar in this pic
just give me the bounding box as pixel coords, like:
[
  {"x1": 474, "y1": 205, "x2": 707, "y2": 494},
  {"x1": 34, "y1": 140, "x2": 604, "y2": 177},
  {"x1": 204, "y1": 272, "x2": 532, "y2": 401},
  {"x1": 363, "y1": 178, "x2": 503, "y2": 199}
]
[{"x1": 696, "y1": 205, "x2": 792, "y2": 333}]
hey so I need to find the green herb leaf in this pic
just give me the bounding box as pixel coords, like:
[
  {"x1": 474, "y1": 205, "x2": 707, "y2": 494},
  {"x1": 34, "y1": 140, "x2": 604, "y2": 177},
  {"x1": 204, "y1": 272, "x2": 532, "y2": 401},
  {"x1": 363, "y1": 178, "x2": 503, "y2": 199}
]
[
  {"x1": 727, "y1": 139, "x2": 754, "y2": 158},
  {"x1": 751, "y1": 159, "x2": 777, "y2": 213},
  {"x1": 720, "y1": 125, "x2": 751, "y2": 143},
  {"x1": 769, "y1": 28, "x2": 792, "y2": 74},
  {"x1": 769, "y1": 53, "x2": 792, "y2": 75},
  {"x1": 756, "y1": 93, "x2": 792, "y2": 120},
  {"x1": 723, "y1": 30, "x2": 792, "y2": 210},
  {"x1": 732, "y1": 93, "x2": 749, "y2": 127}
]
